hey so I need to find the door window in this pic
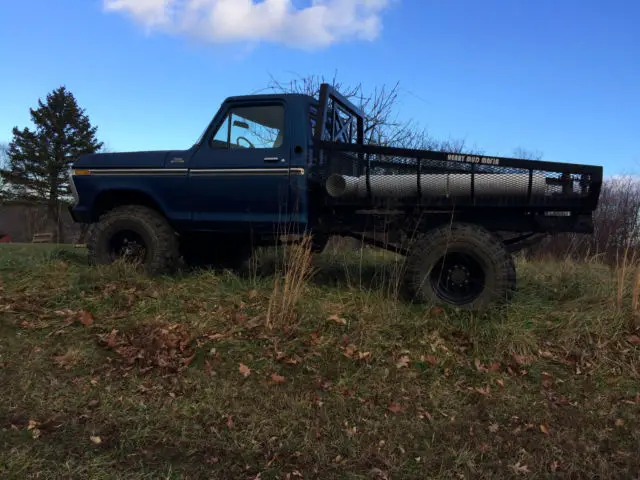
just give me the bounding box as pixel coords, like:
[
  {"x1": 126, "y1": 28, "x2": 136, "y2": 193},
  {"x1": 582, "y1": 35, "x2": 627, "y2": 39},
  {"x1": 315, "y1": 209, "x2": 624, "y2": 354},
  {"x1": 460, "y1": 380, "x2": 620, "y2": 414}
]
[{"x1": 211, "y1": 105, "x2": 284, "y2": 150}]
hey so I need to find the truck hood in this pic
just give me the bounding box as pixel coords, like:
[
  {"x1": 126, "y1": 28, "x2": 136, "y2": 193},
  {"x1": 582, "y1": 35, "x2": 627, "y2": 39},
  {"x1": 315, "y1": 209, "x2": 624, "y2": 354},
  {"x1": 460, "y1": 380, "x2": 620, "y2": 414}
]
[{"x1": 73, "y1": 150, "x2": 189, "y2": 169}]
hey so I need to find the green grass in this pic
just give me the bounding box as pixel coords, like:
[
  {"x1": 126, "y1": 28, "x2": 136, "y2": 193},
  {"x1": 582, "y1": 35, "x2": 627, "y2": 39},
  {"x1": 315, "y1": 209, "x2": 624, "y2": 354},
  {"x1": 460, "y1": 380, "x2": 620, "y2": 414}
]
[{"x1": 0, "y1": 243, "x2": 639, "y2": 479}]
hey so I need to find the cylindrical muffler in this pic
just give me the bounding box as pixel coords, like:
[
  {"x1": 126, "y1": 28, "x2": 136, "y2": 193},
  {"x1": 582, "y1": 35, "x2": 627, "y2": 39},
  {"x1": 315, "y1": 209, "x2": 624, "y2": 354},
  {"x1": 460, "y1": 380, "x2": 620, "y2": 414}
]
[{"x1": 325, "y1": 173, "x2": 547, "y2": 198}]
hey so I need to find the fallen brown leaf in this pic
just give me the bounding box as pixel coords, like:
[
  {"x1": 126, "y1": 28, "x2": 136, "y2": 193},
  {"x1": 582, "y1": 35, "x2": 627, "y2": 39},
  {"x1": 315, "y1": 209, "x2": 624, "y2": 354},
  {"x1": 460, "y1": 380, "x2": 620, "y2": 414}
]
[
  {"x1": 226, "y1": 415, "x2": 233, "y2": 429},
  {"x1": 343, "y1": 344, "x2": 357, "y2": 359},
  {"x1": 27, "y1": 420, "x2": 41, "y2": 439},
  {"x1": 270, "y1": 373, "x2": 286, "y2": 384},
  {"x1": 183, "y1": 353, "x2": 196, "y2": 366},
  {"x1": 204, "y1": 359, "x2": 214, "y2": 376},
  {"x1": 105, "y1": 329, "x2": 119, "y2": 348},
  {"x1": 207, "y1": 333, "x2": 226, "y2": 341},
  {"x1": 495, "y1": 378, "x2": 505, "y2": 388},
  {"x1": 422, "y1": 355, "x2": 438, "y2": 366},
  {"x1": 53, "y1": 350, "x2": 81, "y2": 370},
  {"x1": 628, "y1": 335, "x2": 640, "y2": 345},
  {"x1": 474, "y1": 358, "x2": 486, "y2": 372},
  {"x1": 512, "y1": 353, "x2": 531, "y2": 366},
  {"x1": 475, "y1": 386, "x2": 491, "y2": 396},
  {"x1": 511, "y1": 462, "x2": 531, "y2": 474},
  {"x1": 487, "y1": 362, "x2": 501, "y2": 372},
  {"x1": 357, "y1": 351, "x2": 372, "y2": 360},
  {"x1": 239, "y1": 363, "x2": 251, "y2": 377},
  {"x1": 396, "y1": 355, "x2": 410, "y2": 368},
  {"x1": 540, "y1": 424, "x2": 550, "y2": 435},
  {"x1": 418, "y1": 409, "x2": 433, "y2": 421},
  {"x1": 615, "y1": 418, "x2": 625, "y2": 427},
  {"x1": 388, "y1": 402, "x2": 403, "y2": 413},
  {"x1": 328, "y1": 314, "x2": 346, "y2": 325},
  {"x1": 79, "y1": 310, "x2": 94, "y2": 326}
]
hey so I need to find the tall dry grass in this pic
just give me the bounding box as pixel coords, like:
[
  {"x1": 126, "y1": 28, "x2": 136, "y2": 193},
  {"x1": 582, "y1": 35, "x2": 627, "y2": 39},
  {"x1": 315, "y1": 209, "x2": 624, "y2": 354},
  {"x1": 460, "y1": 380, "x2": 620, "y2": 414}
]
[
  {"x1": 527, "y1": 175, "x2": 640, "y2": 263},
  {"x1": 265, "y1": 233, "x2": 316, "y2": 330},
  {"x1": 613, "y1": 245, "x2": 640, "y2": 327},
  {"x1": 514, "y1": 175, "x2": 640, "y2": 325}
]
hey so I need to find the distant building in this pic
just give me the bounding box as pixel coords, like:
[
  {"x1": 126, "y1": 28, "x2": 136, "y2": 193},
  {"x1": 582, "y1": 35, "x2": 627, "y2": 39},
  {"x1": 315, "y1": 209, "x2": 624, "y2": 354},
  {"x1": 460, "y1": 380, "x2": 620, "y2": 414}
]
[{"x1": 0, "y1": 199, "x2": 80, "y2": 243}]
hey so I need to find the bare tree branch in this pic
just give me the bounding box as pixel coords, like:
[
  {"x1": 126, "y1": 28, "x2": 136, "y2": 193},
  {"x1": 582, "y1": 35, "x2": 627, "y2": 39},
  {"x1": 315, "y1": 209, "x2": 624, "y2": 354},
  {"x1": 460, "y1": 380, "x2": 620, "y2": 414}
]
[{"x1": 265, "y1": 72, "x2": 477, "y2": 153}]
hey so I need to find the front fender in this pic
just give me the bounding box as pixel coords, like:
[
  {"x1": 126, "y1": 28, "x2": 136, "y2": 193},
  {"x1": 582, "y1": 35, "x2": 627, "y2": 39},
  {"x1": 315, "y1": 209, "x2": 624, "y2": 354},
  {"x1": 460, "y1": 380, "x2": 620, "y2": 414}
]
[{"x1": 70, "y1": 171, "x2": 189, "y2": 225}]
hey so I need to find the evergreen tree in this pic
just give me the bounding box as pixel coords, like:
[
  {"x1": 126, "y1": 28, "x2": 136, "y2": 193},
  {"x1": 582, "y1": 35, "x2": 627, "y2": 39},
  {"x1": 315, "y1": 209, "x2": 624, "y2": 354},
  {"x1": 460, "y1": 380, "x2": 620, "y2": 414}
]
[{"x1": 1, "y1": 86, "x2": 103, "y2": 240}]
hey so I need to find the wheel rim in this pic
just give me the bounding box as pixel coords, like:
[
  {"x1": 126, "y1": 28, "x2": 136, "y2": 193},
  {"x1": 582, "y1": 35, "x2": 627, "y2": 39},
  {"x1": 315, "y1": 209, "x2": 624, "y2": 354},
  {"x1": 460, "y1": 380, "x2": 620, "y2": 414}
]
[
  {"x1": 108, "y1": 230, "x2": 148, "y2": 264},
  {"x1": 429, "y1": 251, "x2": 486, "y2": 305}
]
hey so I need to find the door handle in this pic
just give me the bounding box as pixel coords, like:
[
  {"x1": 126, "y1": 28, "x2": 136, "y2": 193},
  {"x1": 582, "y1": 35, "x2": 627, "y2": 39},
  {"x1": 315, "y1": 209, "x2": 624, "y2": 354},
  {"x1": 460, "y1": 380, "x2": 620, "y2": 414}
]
[{"x1": 264, "y1": 157, "x2": 282, "y2": 163}]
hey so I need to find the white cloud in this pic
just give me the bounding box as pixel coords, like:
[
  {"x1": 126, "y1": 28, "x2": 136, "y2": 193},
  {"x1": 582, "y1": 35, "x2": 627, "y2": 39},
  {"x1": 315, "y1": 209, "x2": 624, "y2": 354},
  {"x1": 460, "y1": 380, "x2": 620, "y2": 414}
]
[{"x1": 103, "y1": 0, "x2": 392, "y2": 49}]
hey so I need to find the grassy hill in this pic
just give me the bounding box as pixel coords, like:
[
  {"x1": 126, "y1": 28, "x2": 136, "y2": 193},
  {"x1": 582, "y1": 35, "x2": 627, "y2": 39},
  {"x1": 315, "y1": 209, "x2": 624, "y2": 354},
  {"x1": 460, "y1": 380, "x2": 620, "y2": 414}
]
[{"x1": 0, "y1": 243, "x2": 638, "y2": 479}]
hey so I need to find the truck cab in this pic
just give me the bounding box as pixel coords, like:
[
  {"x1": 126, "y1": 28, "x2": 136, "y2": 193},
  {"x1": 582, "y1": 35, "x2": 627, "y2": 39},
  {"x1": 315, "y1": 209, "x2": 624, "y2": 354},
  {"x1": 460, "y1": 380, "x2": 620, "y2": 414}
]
[{"x1": 70, "y1": 91, "x2": 322, "y2": 235}]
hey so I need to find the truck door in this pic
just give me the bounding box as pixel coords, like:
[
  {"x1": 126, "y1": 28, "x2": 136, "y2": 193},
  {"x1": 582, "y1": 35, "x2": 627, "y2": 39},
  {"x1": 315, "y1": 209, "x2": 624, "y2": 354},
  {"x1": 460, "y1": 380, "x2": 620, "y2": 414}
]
[{"x1": 188, "y1": 101, "x2": 292, "y2": 231}]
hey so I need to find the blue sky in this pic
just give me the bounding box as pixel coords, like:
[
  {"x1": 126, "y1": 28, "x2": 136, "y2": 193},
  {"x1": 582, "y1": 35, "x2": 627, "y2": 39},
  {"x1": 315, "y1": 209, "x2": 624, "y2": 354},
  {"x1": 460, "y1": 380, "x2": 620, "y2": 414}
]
[{"x1": 0, "y1": 0, "x2": 637, "y2": 176}]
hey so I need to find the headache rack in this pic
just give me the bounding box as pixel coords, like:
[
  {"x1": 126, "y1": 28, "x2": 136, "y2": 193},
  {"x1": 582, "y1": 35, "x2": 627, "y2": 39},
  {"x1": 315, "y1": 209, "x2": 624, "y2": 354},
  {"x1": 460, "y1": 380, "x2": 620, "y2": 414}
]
[{"x1": 310, "y1": 84, "x2": 603, "y2": 213}]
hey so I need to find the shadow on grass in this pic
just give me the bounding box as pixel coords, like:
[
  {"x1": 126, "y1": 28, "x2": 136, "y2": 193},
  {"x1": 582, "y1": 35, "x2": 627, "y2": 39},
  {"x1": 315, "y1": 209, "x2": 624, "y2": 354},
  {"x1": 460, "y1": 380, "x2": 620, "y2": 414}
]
[
  {"x1": 236, "y1": 247, "x2": 407, "y2": 296},
  {"x1": 41, "y1": 247, "x2": 88, "y2": 266},
  {"x1": 310, "y1": 260, "x2": 402, "y2": 291},
  {"x1": 0, "y1": 244, "x2": 88, "y2": 272}
]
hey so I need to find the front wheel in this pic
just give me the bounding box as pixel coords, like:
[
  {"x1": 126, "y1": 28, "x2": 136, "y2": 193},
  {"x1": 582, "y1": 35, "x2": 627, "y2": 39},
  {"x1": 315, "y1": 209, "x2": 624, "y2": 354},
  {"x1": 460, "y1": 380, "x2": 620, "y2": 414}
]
[
  {"x1": 87, "y1": 205, "x2": 180, "y2": 275},
  {"x1": 403, "y1": 223, "x2": 516, "y2": 311}
]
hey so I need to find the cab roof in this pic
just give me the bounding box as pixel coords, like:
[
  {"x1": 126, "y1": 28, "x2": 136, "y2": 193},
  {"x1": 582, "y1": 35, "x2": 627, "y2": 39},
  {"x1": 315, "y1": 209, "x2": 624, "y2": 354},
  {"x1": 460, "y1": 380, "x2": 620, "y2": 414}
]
[{"x1": 222, "y1": 92, "x2": 317, "y2": 105}]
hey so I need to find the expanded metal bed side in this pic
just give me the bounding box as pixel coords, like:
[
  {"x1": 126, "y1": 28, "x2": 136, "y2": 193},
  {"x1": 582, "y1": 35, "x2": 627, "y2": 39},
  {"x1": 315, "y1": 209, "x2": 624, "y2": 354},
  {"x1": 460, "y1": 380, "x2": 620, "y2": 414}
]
[{"x1": 309, "y1": 141, "x2": 603, "y2": 212}]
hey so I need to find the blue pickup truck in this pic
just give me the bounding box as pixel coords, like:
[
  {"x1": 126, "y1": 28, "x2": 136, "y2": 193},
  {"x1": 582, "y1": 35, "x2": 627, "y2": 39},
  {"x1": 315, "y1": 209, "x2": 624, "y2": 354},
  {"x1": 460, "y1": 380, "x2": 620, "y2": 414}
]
[{"x1": 69, "y1": 84, "x2": 603, "y2": 310}]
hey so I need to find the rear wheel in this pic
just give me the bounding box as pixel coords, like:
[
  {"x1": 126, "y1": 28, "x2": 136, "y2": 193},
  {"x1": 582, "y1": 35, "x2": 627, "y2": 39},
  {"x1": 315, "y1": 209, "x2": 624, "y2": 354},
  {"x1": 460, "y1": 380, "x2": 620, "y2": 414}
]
[
  {"x1": 87, "y1": 205, "x2": 180, "y2": 275},
  {"x1": 403, "y1": 223, "x2": 516, "y2": 311}
]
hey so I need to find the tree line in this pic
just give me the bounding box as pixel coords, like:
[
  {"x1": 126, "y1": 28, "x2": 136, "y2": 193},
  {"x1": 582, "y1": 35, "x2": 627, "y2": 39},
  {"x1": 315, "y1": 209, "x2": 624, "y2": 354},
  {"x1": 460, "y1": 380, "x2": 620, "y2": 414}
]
[{"x1": 0, "y1": 76, "x2": 637, "y2": 259}]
